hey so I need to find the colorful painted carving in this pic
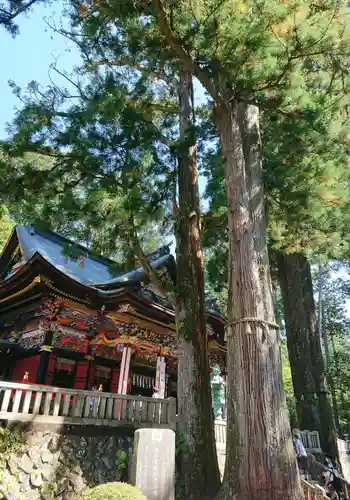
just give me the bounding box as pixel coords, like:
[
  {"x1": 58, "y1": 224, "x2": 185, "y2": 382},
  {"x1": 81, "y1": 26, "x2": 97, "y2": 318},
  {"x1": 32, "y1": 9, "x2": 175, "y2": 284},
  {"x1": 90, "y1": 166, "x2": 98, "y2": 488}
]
[
  {"x1": 19, "y1": 331, "x2": 45, "y2": 350},
  {"x1": 52, "y1": 332, "x2": 89, "y2": 354},
  {"x1": 90, "y1": 332, "x2": 175, "y2": 357},
  {"x1": 40, "y1": 299, "x2": 62, "y2": 319},
  {"x1": 90, "y1": 344, "x2": 121, "y2": 360}
]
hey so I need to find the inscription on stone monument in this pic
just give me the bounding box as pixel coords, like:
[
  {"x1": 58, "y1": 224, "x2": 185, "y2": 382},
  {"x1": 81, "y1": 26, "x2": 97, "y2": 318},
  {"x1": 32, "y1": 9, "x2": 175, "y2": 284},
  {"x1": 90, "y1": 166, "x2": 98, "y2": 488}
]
[{"x1": 131, "y1": 428, "x2": 175, "y2": 500}]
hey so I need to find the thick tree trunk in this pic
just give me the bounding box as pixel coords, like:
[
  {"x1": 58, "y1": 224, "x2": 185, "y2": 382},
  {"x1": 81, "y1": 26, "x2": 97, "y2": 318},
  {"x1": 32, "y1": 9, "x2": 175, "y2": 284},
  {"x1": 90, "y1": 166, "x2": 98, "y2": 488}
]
[
  {"x1": 175, "y1": 71, "x2": 220, "y2": 500},
  {"x1": 215, "y1": 101, "x2": 301, "y2": 500},
  {"x1": 277, "y1": 252, "x2": 338, "y2": 459}
]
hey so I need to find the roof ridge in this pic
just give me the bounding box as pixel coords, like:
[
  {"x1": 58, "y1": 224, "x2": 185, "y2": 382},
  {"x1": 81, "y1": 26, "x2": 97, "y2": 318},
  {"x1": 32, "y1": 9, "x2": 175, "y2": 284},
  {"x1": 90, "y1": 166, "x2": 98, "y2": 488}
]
[
  {"x1": 20, "y1": 225, "x2": 171, "y2": 268},
  {"x1": 27, "y1": 226, "x2": 116, "y2": 266}
]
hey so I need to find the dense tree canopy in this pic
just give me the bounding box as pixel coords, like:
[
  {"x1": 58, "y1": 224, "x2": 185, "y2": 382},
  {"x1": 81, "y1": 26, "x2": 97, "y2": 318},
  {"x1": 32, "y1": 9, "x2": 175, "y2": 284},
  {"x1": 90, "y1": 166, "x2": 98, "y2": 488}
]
[{"x1": 0, "y1": 73, "x2": 176, "y2": 258}]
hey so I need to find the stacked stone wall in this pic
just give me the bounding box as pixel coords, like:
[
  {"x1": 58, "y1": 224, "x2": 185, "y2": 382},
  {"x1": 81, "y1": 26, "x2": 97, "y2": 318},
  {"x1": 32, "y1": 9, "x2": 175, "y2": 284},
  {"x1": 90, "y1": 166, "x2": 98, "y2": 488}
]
[{"x1": 0, "y1": 423, "x2": 133, "y2": 500}]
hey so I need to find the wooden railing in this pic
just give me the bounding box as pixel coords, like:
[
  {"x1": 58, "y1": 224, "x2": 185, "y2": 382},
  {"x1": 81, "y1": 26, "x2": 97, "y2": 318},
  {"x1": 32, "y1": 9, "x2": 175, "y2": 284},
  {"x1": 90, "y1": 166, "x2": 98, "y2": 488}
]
[
  {"x1": 214, "y1": 419, "x2": 227, "y2": 448},
  {"x1": 214, "y1": 424, "x2": 323, "y2": 455},
  {"x1": 0, "y1": 381, "x2": 177, "y2": 429},
  {"x1": 299, "y1": 430, "x2": 323, "y2": 455},
  {"x1": 308, "y1": 454, "x2": 350, "y2": 499},
  {"x1": 301, "y1": 479, "x2": 329, "y2": 499},
  {"x1": 214, "y1": 423, "x2": 330, "y2": 497}
]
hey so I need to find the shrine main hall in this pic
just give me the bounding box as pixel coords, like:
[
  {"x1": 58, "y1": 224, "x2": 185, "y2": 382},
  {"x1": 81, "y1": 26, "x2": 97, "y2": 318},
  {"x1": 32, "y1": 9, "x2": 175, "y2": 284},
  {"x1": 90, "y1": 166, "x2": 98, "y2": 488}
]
[{"x1": 0, "y1": 225, "x2": 226, "y2": 405}]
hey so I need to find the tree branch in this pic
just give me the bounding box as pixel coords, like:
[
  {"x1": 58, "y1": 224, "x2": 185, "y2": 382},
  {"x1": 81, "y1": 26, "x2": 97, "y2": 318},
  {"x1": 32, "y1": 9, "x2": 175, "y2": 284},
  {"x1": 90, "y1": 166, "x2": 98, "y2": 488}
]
[
  {"x1": 94, "y1": 58, "x2": 180, "y2": 90},
  {"x1": 152, "y1": 0, "x2": 220, "y2": 103},
  {"x1": 0, "y1": 0, "x2": 38, "y2": 24},
  {"x1": 127, "y1": 215, "x2": 176, "y2": 306}
]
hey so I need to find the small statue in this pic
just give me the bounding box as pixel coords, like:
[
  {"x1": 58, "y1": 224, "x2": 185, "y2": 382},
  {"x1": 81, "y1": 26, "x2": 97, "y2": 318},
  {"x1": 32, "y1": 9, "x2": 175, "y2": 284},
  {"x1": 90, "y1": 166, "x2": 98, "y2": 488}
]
[
  {"x1": 23, "y1": 372, "x2": 29, "y2": 382},
  {"x1": 98, "y1": 384, "x2": 103, "y2": 392}
]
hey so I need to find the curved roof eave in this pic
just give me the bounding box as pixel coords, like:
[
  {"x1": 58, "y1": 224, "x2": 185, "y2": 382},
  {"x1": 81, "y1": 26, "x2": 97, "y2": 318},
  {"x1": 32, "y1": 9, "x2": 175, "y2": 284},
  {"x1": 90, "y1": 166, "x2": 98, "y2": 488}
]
[
  {"x1": 0, "y1": 252, "x2": 175, "y2": 317},
  {"x1": 94, "y1": 253, "x2": 176, "y2": 288}
]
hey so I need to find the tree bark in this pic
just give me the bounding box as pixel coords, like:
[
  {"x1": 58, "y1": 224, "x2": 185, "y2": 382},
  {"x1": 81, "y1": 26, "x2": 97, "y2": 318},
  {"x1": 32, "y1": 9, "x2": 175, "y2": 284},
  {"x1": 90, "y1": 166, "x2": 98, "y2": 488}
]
[
  {"x1": 175, "y1": 70, "x2": 220, "y2": 500},
  {"x1": 214, "y1": 101, "x2": 301, "y2": 500},
  {"x1": 277, "y1": 252, "x2": 339, "y2": 459},
  {"x1": 319, "y1": 269, "x2": 341, "y2": 434}
]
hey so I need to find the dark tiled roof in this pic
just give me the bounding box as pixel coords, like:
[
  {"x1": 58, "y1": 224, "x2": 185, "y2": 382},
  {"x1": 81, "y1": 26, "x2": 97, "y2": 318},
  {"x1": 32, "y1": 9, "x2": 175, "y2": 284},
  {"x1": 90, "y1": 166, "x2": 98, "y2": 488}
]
[{"x1": 5, "y1": 225, "x2": 173, "y2": 287}]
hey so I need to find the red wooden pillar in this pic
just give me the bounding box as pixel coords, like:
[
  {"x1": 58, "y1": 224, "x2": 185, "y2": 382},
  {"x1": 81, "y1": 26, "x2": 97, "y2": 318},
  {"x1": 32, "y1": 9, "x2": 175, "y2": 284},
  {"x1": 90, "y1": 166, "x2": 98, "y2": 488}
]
[
  {"x1": 117, "y1": 346, "x2": 132, "y2": 395},
  {"x1": 117, "y1": 345, "x2": 132, "y2": 420}
]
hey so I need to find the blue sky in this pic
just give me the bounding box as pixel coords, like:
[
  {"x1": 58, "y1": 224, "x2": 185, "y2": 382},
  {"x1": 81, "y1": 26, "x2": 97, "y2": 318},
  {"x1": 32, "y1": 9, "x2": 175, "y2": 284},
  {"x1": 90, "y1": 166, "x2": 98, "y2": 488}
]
[
  {"x1": 0, "y1": 2, "x2": 80, "y2": 138},
  {"x1": 0, "y1": 5, "x2": 208, "y2": 195}
]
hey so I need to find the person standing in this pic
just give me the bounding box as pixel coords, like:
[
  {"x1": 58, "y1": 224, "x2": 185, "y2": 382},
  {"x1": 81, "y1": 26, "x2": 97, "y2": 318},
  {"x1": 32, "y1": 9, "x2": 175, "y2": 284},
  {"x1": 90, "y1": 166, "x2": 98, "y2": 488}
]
[
  {"x1": 152, "y1": 386, "x2": 160, "y2": 399},
  {"x1": 293, "y1": 432, "x2": 308, "y2": 478},
  {"x1": 152, "y1": 386, "x2": 161, "y2": 423}
]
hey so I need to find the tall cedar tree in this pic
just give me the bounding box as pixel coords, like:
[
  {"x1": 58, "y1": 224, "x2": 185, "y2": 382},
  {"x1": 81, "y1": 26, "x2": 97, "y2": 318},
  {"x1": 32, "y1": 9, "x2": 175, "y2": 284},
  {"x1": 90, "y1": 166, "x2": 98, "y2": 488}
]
[
  {"x1": 175, "y1": 70, "x2": 220, "y2": 499},
  {"x1": 266, "y1": 106, "x2": 350, "y2": 460},
  {"x1": 276, "y1": 253, "x2": 339, "y2": 458},
  {"x1": 203, "y1": 98, "x2": 350, "y2": 461},
  {"x1": 0, "y1": 55, "x2": 220, "y2": 500}
]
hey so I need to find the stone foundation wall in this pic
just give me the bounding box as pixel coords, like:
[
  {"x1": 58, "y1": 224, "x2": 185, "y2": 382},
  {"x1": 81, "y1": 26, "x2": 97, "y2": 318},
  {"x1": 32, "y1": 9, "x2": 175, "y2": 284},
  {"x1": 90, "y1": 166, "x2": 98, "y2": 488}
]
[{"x1": 0, "y1": 424, "x2": 134, "y2": 500}]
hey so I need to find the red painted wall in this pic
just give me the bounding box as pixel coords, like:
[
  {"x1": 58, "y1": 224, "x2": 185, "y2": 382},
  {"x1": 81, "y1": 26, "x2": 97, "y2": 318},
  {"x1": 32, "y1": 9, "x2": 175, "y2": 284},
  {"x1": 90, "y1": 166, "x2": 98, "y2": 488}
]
[
  {"x1": 88, "y1": 364, "x2": 96, "y2": 390},
  {"x1": 12, "y1": 356, "x2": 40, "y2": 384},
  {"x1": 73, "y1": 361, "x2": 89, "y2": 390},
  {"x1": 111, "y1": 369, "x2": 120, "y2": 393},
  {"x1": 45, "y1": 354, "x2": 57, "y2": 385}
]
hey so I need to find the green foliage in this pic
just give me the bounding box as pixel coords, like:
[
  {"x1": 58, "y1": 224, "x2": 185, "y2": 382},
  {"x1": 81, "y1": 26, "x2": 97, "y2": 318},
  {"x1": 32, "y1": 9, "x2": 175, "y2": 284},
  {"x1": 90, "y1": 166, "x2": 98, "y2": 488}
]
[
  {"x1": 2, "y1": 0, "x2": 350, "y2": 273},
  {"x1": 175, "y1": 432, "x2": 185, "y2": 458},
  {"x1": 116, "y1": 449, "x2": 128, "y2": 471},
  {"x1": 281, "y1": 341, "x2": 298, "y2": 429},
  {"x1": 0, "y1": 427, "x2": 26, "y2": 465},
  {"x1": 202, "y1": 102, "x2": 350, "y2": 301},
  {"x1": 40, "y1": 482, "x2": 58, "y2": 500},
  {"x1": 66, "y1": 0, "x2": 350, "y2": 110},
  {"x1": 0, "y1": 207, "x2": 14, "y2": 253},
  {"x1": 314, "y1": 265, "x2": 350, "y2": 430},
  {"x1": 264, "y1": 109, "x2": 350, "y2": 257},
  {"x1": 82, "y1": 482, "x2": 146, "y2": 500},
  {"x1": 0, "y1": 0, "x2": 46, "y2": 36},
  {"x1": 0, "y1": 80, "x2": 173, "y2": 257}
]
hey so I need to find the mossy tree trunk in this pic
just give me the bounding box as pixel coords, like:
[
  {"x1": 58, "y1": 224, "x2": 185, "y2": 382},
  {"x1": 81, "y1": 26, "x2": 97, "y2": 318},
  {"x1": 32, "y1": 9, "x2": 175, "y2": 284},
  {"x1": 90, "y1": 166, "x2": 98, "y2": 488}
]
[
  {"x1": 277, "y1": 251, "x2": 338, "y2": 459},
  {"x1": 175, "y1": 70, "x2": 220, "y2": 500},
  {"x1": 215, "y1": 101, "x2": 301, "y2": 500}
]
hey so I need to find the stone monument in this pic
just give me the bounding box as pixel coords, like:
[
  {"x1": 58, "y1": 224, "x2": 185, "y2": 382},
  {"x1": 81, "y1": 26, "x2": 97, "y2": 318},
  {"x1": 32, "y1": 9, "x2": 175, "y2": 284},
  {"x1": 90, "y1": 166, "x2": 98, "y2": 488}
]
[{"x1": 131, "y1": 428, "x2": 175, "y2": 500}]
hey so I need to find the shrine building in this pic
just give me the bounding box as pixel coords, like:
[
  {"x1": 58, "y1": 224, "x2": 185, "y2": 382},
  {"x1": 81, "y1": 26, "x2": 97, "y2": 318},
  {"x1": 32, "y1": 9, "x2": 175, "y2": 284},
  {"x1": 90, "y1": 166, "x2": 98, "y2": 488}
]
[{"x1": 0, "y1": 226, "x2": 226, "y2": 402}]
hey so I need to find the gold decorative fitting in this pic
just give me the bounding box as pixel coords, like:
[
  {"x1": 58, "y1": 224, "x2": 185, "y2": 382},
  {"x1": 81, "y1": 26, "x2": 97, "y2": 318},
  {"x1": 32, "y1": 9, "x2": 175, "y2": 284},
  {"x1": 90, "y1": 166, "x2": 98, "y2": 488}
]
[
  {"x1": 85, "y1": 355, "x2": 94, "y2": 361},
  {"x1": 42, "y1": 276, "x2": 91, "y2": 305},
  {"x1": 0, "y1": 275, "x2": 42, "y2": 305},
  {"x1": 40, "y1": 345, "x2": 52, "y2": 352},
  {"x1": 118, "y1": 304, "x2": 137, "y2": 314}
]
